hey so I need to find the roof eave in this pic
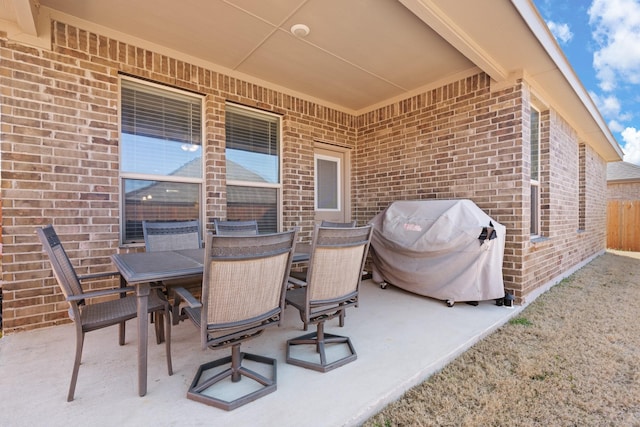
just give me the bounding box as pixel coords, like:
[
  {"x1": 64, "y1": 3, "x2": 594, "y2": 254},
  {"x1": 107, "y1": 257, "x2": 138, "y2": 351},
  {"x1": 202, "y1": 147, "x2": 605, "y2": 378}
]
[{"x1": 510, "y1": 0, "x2": 624, "y2": 162}]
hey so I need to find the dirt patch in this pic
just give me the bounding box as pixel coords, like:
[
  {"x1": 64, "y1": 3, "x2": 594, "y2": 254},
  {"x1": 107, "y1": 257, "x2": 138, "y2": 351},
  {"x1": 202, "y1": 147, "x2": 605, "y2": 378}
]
[{"x1": 364, "y1": 250, "x2": 640, "y2": 426}]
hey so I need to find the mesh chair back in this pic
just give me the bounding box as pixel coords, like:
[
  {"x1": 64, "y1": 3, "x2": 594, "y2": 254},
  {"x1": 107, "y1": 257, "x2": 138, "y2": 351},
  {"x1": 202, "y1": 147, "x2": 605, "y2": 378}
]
[
  {"x1": 142, "y1": 220, "x2": 201, "y2": 251},
  {"x1": 306, "y1": 225, "x2": 373, "y2": 302},
  {"x1": 319, "y1": 220, "x2": 357, "y2": 228},
  {"x1": 213, "y1": 219, "x2": 259, "y2": 236},
  {"x1": 36, "y1": 225, "x2": 84, "y2": 304},
  {"x1": 201, "y1": 231, "x2": 296, "y2": 329}
]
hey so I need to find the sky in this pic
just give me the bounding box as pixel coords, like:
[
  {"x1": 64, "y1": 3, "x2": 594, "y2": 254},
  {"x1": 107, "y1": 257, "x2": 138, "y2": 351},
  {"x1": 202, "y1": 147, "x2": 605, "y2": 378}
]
[{"x1": 533, "y1": 0, "x2": 640, "y2": 165}]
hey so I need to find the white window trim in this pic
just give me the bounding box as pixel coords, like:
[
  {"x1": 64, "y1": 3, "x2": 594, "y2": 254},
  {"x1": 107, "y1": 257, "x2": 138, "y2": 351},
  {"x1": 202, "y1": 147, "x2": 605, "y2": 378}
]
[
  {"x1": 530, "y1": 105, "x2": 541, "y2": 238},
  {"x1": 224, "y1": 103, "x2": 283, "y2": 231}
]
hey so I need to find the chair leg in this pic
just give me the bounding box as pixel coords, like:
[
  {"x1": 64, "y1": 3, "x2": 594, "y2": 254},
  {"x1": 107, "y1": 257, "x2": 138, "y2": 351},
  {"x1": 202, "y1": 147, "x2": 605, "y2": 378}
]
[
  {"x1": 171, "y1": 303, "x2": 183, "y2": 326},
  {"x1": 286, "y1": 321, "x2": 357, "y2": 373},
  {"x1": 68, "y1": 330, "x2": 85, "y2": 402},
  {"x1": 154, "y1": 312, "x2": 165, "y2": 344},
  {"x1": 119, "y1": 321, "x2": 126, "y2": 346},
  {"x1": 164, "y1": 306, "x2": 173, "y2": 376},
  {"x1": 187, "y1": 343, "x2": 277, "y2": 411}
]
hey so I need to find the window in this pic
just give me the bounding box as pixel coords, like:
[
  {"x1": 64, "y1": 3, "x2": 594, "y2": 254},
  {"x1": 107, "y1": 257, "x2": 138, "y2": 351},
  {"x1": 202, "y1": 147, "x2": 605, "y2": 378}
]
[
  {"x1": 530, "y1": 106, "x2": 540, "y2": 236},
  {"x1": 315, "y1": 154, "x2": 341, "y2": 211},
  {"x1": 578, "y1": 143, "x2": 586, "y2": 231},
  {"x1": 225, "y1": 104, "x2": 281, "y2": 233},
  {"x1": 120, "y1": 77, "x2": 203, "y2": 244}
]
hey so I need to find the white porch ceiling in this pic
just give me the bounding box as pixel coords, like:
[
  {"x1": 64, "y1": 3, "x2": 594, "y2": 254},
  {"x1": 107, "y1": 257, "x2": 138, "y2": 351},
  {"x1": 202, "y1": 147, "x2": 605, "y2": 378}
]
[
  {"x1": 0, "y1": 0, "x2": 624, "y2": 160},
  {"x1": 5, "y1": 0, "x2": 485, "y2": 111}
]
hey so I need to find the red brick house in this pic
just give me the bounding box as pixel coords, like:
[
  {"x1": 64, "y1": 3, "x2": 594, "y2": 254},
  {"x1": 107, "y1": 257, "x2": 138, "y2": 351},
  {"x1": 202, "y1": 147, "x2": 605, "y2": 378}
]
[{"x1": 0, "y1": 0, "x2": 623, "y2": 333}]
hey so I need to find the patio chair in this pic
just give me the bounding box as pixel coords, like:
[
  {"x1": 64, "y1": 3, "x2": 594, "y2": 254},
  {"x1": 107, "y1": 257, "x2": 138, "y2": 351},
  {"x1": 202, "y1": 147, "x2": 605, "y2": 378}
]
[
  {"x1": 142, "y1": 219, "x2": 202, "y2": 251},
  {"x1": 320, "y1": 220, "x2": 357, "y2": 227},
  {"x1": 142, "y1": 220, "x2": 202, "y2": 324},
  {"x1": 36, "y1": 225, "x2": 172, "y2": 401},
  {"x1": 213, "y1": 218, "x2": 259, "y2": 236},
  {"x1": 285, "y1": 224, "x2": 373, "y2": 372},
  {"x1": 173, "y1": 230, "x2": 297, "y2": 410}
]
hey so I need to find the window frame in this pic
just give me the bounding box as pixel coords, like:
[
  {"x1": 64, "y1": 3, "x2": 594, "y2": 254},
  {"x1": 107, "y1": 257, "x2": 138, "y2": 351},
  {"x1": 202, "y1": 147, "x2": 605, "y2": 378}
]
[
  {"x1": 118, "y1": 76, "x2": 205, "y2": 245},
  {"x1": 224, "y1": 103, "x2": 283, "y2": 233},
  {"x1": 578, "y1": 143, "x2": 586, "y2": 232},
  {"x1": 530, "y1": 105, "x2": 541, "y2": 238},
  {"x1": 314, "y1": 153, "x2": 342, "y2": 212}
]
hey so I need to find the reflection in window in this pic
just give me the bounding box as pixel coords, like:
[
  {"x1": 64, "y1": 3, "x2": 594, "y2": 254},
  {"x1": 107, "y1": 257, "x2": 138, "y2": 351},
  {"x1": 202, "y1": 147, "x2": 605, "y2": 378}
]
[
  {"x1": 123, "y1": 179, "x2": 200, "y2": 242},
  {"x1": 226, "y1": 186, "x2": 278, "y2": 233},
  {"x1": 120, "y1": 78, "x2": 203, "y2": 243},
  {"x1": 530, "y1": 107, "x2": 540, "y2": 236},
  {"x1": 316, "y1": 156, "x2": 339, "y2": 210}
]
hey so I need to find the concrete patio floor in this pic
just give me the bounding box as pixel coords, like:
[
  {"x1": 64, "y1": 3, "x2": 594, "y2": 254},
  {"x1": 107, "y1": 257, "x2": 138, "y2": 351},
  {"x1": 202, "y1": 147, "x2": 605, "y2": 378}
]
[{"x1": 0, "y1": 280, "x2": 522, "y2": 427}]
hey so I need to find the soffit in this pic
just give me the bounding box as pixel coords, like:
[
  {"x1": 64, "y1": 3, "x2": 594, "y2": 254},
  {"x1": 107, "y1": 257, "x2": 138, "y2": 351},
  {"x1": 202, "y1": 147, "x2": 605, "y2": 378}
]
[
  {"x1": 34, "y1": 0, "x2": 475, "y2": 111},
  {"x1": 1, "y1": 0, "x2": 623, "y2": 161}
]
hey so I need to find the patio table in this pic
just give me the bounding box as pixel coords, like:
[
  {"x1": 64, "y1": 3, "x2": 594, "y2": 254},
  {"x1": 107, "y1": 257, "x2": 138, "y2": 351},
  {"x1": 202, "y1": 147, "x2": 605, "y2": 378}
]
[
  {"x1": 111, "y1": 246, "x2": 310, "y2": 397},
  {"x1": 111, "y1": 249, "x2": 204, "y2": 396}
]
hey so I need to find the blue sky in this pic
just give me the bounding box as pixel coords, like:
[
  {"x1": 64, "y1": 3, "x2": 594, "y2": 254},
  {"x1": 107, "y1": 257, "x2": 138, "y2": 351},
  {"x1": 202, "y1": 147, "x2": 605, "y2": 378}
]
[{"x1": 533, "y1": 0, "x2": 640, "y2": 165}]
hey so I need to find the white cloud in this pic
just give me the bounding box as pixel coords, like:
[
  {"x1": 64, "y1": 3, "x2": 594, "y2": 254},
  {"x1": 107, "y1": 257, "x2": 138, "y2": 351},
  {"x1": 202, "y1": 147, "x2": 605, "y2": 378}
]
[
  {"x1": 588, "y1": 0, "x2": 640, "y2": 92},
  {"x1": 621, "y1": 127, "x2": 640, "y2": 164},
  {"x1": 589, "y1": 90, "x2": 633, "y2": 124},
  {"x1": 609, "y1": 119, "x2": 624, "y2": 133},
  {"x1": 546, "y1": 21, "x2": 574, "y2": 44}
]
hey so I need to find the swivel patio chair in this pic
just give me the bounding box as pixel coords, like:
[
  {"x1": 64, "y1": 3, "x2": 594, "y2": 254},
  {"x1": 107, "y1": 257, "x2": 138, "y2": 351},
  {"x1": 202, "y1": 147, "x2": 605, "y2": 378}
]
[
  {"x1": 142, "y1": 220, "x2": 202, "y2": 324},
  {"x1": 36, "y1": 225, "x2": 172, "y2": 401},
  {"x1": 213, "y1": 218, "x2": 259, "y2": 236},
  {"x1": 285, "y1": 224, "x2": 373, "y2": 372},
  {"x1": 173, "y1": 230, "x2": 297, "y2": 410}
]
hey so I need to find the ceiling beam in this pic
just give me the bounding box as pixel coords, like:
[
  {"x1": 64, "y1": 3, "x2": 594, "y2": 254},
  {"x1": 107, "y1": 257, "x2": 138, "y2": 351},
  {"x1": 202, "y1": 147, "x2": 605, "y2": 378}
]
[
  {"x1": 399, "y1": 0, "x2": 508, "y2": 83},
  {"x1": 11, "y1": 0, "x2": 39, "y2": 36}
]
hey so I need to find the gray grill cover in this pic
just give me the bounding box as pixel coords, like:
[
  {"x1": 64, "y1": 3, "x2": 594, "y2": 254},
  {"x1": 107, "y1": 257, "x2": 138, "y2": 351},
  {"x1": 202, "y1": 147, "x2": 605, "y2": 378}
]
[{"x1": 370, "y1": 200, "x2": 505, "y2": 302}]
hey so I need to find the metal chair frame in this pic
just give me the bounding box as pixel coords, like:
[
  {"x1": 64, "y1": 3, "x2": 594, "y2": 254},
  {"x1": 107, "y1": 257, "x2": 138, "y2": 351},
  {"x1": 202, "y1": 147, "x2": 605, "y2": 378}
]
[
  {"x1": 142, "y1": 220, "x2": 202, "y2": 324},
  {"x1": 36, "y1": 225, "x2": 172, "y2": 401},
  {"x1": 174, "y1": 230, "x2": 297, "y2": 410},
  {"x1": 285, "y1": 225, "x2": 373, "y2": 372},
  {"x1": 213, "y1": 218, "x2": 259, "y2": 236}
]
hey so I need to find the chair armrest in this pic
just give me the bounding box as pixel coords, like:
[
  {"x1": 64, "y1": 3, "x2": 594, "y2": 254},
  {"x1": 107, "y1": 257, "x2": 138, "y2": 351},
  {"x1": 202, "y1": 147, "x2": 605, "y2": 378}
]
[
  {"x1": 77, "y1": 271, "x2": 121, "y2": 282},
  {"x1": 173, "y1": 286, "x2": 202, "y2": 308},
  {"x1": 66, "y1": 286, "x2": 135, "y2": 301},
  {"x1": 287, "y1": 276, "x2": 307, "y2": 288}
]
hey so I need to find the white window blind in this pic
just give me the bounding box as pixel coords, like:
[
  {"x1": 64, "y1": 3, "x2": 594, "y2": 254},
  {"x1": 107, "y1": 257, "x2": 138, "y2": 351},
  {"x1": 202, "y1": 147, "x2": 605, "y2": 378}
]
[
  {"x1": 120, "y1": 78, "x2": 203, "y2": 243},
  {"x1": 224, "y1": 104, "x2": 281, "y2": 233},
  {"x1": 121, "y1": 79, "x2": 202, "y2": 178}
]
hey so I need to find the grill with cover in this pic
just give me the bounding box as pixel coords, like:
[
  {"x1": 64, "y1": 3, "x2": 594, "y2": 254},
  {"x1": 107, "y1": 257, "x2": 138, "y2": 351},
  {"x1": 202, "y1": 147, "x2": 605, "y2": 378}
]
[{"x1": 370, "y1": 200, "x2": 505, "y2": 306}]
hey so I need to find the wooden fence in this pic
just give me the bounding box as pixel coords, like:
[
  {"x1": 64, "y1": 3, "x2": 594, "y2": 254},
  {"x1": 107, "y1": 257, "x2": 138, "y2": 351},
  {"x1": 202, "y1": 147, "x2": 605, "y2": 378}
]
[{"x1": 607, "y1": 200, "x2": 640, "y2": 251}]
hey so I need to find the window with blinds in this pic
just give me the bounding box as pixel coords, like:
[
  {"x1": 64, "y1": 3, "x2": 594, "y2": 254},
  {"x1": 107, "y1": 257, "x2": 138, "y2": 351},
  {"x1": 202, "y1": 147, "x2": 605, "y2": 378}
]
[
  {"x1": 120, "y1": 77, "x2": 203, "y2": 243},
  {"x1": 225, "y1": 104, "x2": 281, "y2": 233}
]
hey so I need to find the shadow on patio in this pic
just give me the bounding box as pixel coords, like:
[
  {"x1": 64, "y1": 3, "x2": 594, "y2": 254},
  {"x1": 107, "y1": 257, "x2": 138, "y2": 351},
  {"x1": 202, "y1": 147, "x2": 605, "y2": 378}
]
[{"x1": 0, "y1": 280, "x2": 520, "y2": 427}]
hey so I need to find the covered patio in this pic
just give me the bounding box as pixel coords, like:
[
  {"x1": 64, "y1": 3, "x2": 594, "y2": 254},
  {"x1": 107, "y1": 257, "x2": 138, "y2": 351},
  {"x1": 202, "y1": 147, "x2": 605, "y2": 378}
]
[
  {"x1": 0, "y1": 279, "x2": 529, "y2": 426},
  {"x1": 0, "y1": 1, "x2": 621, "y2": 422}
]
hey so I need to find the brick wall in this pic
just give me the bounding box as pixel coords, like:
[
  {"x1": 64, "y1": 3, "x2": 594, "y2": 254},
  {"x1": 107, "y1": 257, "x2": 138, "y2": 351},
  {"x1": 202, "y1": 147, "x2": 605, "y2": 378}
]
[
  {"x1": 356, "y1": 77, "x2": 607, "y2": 303},
  {"x1": 0, "y1": 21, "x2": 610, "y2": 332},
  {"x1": 519, "y1": 108, "x2": 603, "y2": 298},
  {"x1": 357, "y1": 76, "x2": 529, "y2": 299},
  {"x1": 0, "y1": 22, "x2": 356, "y2": 332}
]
